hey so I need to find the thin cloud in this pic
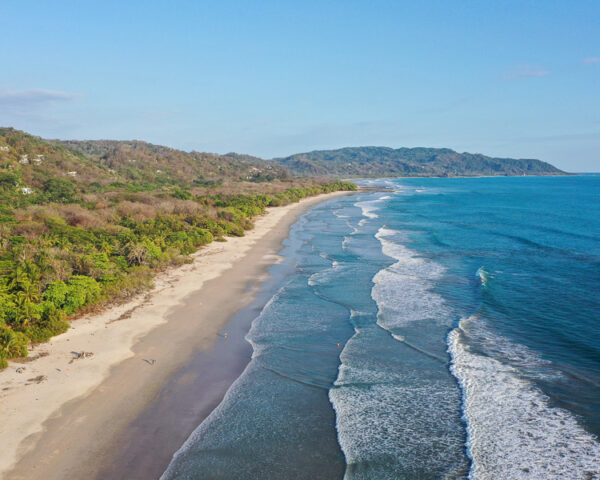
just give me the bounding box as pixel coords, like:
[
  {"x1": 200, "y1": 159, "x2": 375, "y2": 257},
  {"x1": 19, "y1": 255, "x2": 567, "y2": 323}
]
[
  {"x1": 502, "y1": 65, "x2": 550, "y2": 80},
  {"x1": 582, "y1": 56, "x2": 599, "y2": 64},
  {"x1": 0, "y1": 88, "x2": 80, "y2": 107}
]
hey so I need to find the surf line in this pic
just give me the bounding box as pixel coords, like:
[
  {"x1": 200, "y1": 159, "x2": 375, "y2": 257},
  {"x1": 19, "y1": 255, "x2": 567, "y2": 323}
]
[{"x1": 377, "y1": 327, "x2": 448, "y2": 364}]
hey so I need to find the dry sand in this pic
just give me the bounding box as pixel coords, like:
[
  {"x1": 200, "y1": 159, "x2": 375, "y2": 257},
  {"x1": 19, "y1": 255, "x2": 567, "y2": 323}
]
[{"x1": 0, "y1": 191, "x2": 351, "y2": 480}]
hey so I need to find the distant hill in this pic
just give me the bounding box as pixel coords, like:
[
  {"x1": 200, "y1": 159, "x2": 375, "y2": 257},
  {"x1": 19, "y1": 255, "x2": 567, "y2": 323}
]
[
  {"x1": 55, "y1": 139, "x2": 290, "y2": 185},
  {"x1": 273, "y1": 146, "x2": 566, "y2": 177},
  {"x1": 0, "y1": 128, "x2": 291, "y2": 193}
]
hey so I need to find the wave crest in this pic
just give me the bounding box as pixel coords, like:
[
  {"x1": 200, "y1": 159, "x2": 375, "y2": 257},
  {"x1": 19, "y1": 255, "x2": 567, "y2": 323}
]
[{"x1": 449, "y1": 321, "x2": 600, "y2": 479}]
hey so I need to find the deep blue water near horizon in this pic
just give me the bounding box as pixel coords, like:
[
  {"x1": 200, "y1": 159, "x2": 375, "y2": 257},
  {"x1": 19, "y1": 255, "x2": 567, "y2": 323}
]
[{"x1": 163, "y1": 176, "x2": 600, "y2": 479}]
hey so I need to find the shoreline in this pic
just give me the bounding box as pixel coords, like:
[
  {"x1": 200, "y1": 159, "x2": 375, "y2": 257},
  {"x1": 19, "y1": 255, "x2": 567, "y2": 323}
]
[
  {"x1": 0, "y1": 190, "x2": 352, "y2": 480},
  {"x1": 346, "y1": 173, "x2": 574, "y2": 181}
]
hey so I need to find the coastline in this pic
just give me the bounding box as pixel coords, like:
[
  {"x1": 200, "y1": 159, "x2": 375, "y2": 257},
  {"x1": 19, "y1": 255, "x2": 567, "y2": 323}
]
[
  {"x1": 0, "y1": 190, "x2": 352, "y2": 480},
  {"x1": 346, "y1": 173, "x2": 574, "y2": 181}
]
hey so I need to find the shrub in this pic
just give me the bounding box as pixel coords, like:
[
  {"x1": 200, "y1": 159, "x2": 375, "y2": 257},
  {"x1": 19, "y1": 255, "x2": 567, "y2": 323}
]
[
  {"x1": 219, "y1": 220, "x2": 245, "y2": 237},
  {"x1": 60, "y1": 205, "x2": 105, "y2": 229},
  {"x1": 165, "y1": 231, "x2": 193, "y2": 253},
  {"x1": 0, "y1": 327, "x2": 29, "y2": 359},
  {"x1": 0, "y1": 175, "x2": 354, "y2": 367},
  {"x1": 171, "y1": 187, "x2": 192, "y2": 200},
  {"x1": 63, "y1": 276, "x2": 101, "y2": 313},
  {"x1": 267, "y1": 195, "x2": 284, "y2": 207},
  {"x1": 22, "y1": 306, "x2": 69, "y2": 342},
  {"x1": 43, "y1": 281, "x2": 69, "y2": 308},
  {"x1": 142, "y1": 239, "x2": 163, "y2": 264},
  {"x1": 195, "y1": 228, "x2": 213, "y2": 246},
  {"x1": 0, "y1": 172, "x2": 20, "y2": 190},
  {"x1": 123, "y1": 242, "x2": 149, "y2": 266},
  {"x1": 43, "y1": 178, "x2": 76, "y2": 203},
  {"x1": 8, "y1": 235, "x2": 27, "y2": 248},
  {"x1": 218, "y1": 207, "x2": 246, "y2": 224},
  {"x1": 101, "y1": 267, "x2": 154, "y2": 299},
  {"x1": 44, "y1": 216, "x2": 68, "y2": 230},
  {"x1": 0, "y1": 293, "x2": 17, "y2": 327},
  {"x1": 195, "y1": 218, "x2": 225, "y2": 237}
]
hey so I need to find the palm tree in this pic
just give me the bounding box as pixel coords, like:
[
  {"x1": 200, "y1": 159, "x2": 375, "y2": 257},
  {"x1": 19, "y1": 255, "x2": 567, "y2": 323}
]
[
  {"x1": 13, "y1": 293, "x2": 40, "y2": 327},
  {"x1": 7, "y1": 262, "x2": 41, "y2": 300},
  {"x1": 0, "y1": 328, "x2": 27, "y2": 357},
  {"x1": 124, "y1": 242, "x2": 147, "y2": 266},
  {"x1": 7, "y1": 265, "x2": 29, "y2": 292}
]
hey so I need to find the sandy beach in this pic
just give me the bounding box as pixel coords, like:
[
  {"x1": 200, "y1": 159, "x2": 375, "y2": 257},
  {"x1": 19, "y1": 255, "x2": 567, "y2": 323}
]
[{"x1": 0, "y1": 191, "x2": 351, "y2": 480}]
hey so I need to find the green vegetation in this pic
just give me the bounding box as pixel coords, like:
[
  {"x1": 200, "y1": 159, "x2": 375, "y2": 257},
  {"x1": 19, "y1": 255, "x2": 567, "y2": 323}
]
[
  {"x1": 274, "y1": 146, "x2": 566, "y2": 177},
  {"x1": 0, "y1": 128, "x2": 355, "y2": 367}
]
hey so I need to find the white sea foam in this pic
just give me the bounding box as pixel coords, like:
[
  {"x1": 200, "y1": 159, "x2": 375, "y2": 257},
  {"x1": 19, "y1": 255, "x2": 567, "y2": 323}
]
[
  {"x1": 355, "y1": 194, "x2": 391, "y2": 220},
  {"x1": 460, "y1": 315, "x2": 562, "y2": 381},
  {"x1": 334, "y1": 208, "x2": 350, "y2": 219},
  {"x1": 331, "y1": 334, "x2": 467, "y2": 479},
  {"x1": 449, "y1": 323, "x2": 600, "y2": 479},
  {"x1": 245, "y1": 287, "x2": 288, "y2": 358},
  {"x1": 341, "y1": 217, "x2": 361, "y2": 235},
  {"x1": 372, "y1": 227, "x2": 450, "y2": 328},
  {"x1": 349, "y1": 309, "x2": 369, "y2": 319},
  {"x1": 369, "y1": 228, "x2": 600, "y2": 479},
  {"x1": 355, "y1": 200, "x2": 380, "y2": 219},
  {"x1": 476, "y1": 266, "x2": 489, "y2": 286},
  {"x1": 342, "y1": 236, "x2": 351, "y2": 250},
  {"x1": 308, "y1": 258, "x2": 345, "y2": 287},
  {"x1": 330, "y1": 228, "x2": 468, "y2": 478},
  {"x1": 331, "y1": 378, "x2": 464, "y2": 477}
]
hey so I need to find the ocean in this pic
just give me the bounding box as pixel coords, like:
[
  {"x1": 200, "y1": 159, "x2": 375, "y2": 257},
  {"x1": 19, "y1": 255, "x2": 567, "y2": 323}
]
[{"x1": 162, "y1": 175, "x2": 600, "y2": 480}]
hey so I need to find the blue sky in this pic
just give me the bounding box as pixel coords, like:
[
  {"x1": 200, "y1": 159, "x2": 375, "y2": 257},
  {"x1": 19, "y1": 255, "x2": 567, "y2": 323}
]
[{"x1": 1, "y1": 1, "x2": 598, "y2": 170}]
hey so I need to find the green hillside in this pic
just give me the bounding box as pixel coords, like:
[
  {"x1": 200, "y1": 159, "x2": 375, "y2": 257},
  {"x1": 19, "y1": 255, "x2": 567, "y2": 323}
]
[
  {"x1": 0, "y1": 128, "x2": 355, "y2": 367},
  {"x1": 274, "y1": 146, "x2": 566, "y2": 177},
  {"x1": 56, "y1": 139, "x2": 290, "y2": 185}
]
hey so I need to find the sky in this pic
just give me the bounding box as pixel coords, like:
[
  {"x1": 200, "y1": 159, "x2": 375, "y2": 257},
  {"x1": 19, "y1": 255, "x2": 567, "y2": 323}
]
[{"x1": 1, "y1": 1, "x2": 599, "y2": 171}]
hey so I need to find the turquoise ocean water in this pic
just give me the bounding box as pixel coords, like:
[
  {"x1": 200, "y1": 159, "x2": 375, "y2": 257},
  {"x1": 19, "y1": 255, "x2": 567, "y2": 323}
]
[{"x1": 163, "y1": 176, "x2": 600, "y2": 479}]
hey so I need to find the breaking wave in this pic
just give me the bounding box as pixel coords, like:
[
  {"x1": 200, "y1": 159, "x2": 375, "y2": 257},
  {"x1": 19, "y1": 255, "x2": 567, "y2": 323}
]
[{"x1": 449, "y1": 318, "x2": 600, "y2": 479}]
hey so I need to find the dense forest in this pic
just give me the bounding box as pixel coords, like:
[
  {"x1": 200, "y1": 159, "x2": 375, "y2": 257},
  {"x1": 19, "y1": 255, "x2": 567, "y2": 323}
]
[
  {"x1": 0, "y1": 128, "x2": 355, "y2": 367},
  {"x1": 274, "y1": 146, "x2": 566, "y2": 177}
]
